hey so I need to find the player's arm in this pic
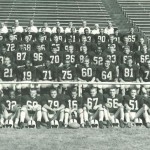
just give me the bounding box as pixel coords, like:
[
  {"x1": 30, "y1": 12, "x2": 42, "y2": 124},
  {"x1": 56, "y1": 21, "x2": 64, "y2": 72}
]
[
  {"x1": 118, "y1": 65, "x2": 125, "y2": 82},
  {"x1": 139, "y1": 67, "x2": 144, "y2": 82},
  {"x1": 93, "y1": 94, "x2": 103, "y2": 110},
  {"x1": 123, "y1": 96, "x2": 131, "y2": 111},
  {"x1": 135, "y1": 66, "x2": 140, "y2": 82}
]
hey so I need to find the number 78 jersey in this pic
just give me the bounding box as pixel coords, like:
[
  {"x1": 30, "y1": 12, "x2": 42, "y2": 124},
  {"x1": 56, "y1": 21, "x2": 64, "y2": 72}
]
[
  {"x1": 83, "y1": 93, "x2": 103, "y2": 113},
  {"x1": 123, "y1": 95, "x2": 144, "y2": 112}
]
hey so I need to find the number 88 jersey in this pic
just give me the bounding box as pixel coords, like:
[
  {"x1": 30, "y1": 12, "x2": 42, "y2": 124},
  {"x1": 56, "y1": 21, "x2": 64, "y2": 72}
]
[{"x1": 123, "y1": 95, "x2": 144, "y2": 112}]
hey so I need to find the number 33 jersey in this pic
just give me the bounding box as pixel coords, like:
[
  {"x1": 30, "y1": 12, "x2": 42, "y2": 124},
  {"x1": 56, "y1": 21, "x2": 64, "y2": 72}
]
[{"x1": 123, "y1": 95, "x2": 144, "y2": 112}]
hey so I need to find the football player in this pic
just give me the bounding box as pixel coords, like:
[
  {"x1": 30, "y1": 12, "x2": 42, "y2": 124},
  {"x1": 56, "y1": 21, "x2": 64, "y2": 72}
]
[
  {"x1": 22, "y1": 34, "x2": 33, "y2": 51},
  {"x1": 28, "y1": 19, "x2": 38, "y2": 33},
  {"x1": 91, "y1": 24, "x2": 99, "y2": 35},
  {"x1": 38, "y1": 27, "x2": 51, "y2": 41},
  {"x1": 65, "y1": 22, "x2": 76, "y2": 34},
  {"x1": 119, "y1": 57, "x2": 140, "y2": 95},
  {"x1": 135, "y1": 44, "x2": 150, "y2": 67},
  {"x1": 104, "y1": 88, "x2": 125, "y2": 127},
  {"x1": 78, "y1": 21, "x2": 91, "y2": 35},
  {"x1": 1, "y1": 90, "x2": 21, "y2": 128},
  {"x1": 83, "y1": 87, "x2": 110, "y2": 128},
  {"x1": 52, "y1": 21, "x2": 64, "y2": 33},
  {"x1": 96, "y1": 59, "x2": 119, "y2": 93},
  {"x1": 80, "y1": 28, "x2": 93, "y2": 43},
  {"x1": 38, "y1": 21, "x2": 52, "y2": 34},
  {"x1": 123, "y1": 89, "x2": 144, "y2": 127},
  {"x1": 126, "y1": 27, "x2": 138, "y2": 44},
  {"x1": 14, "y1": 19, "x2": 23, "y2": 33},
  {"x1": 113, "y1": 28, "x2": 122, "y2": 43},
  {"x1": 42, "y1": 88, "x2": 65, "y2": 128},
  {"x1": 64, "y1": 90, "x2": 84, "y2": 127},
  {"x1": 46, "y1": 46, "x2": 63, "y2": 67},
  {"x1": 20, "y1": 89, "x2": 42, "y2": 129}
]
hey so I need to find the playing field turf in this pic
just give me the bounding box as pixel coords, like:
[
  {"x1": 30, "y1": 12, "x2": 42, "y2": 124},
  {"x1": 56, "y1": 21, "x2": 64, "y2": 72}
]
[{"x1": 1, "y1": 127, "x2": 150, "y2": 150}]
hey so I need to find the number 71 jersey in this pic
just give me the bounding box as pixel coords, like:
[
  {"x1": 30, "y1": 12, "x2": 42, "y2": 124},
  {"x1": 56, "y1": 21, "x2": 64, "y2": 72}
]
[{"x1": 123, "y1": 95, "x2": 144, "y2": 112}]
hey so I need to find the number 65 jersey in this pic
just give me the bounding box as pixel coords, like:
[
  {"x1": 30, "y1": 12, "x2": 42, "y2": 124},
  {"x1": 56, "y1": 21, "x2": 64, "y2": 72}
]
[
  {"x1": 123, "y1": 95, "x2": 144, "y2": 112},
  {"x1": 83, "y1": 92, "x2": 103, "y2": 113}
]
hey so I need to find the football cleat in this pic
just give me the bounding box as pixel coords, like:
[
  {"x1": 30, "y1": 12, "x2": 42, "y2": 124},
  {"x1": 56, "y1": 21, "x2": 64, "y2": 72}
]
[
  {"x1": 113, "y1": 123, "x2": 119, "y2": 127},
  {"x1": 20, "y1": 122, "x2": 24, "y2": 129},
  {"x1": 46, "y1": 121, "x2": 51, "y2": 129},
  {"x1": 106, "y1": 120, "x2": 112, "y2": 128},
  {"x1": 99, "y1": 121, "x2": 104, "y2": 129},
  {"x1": 36, "y1": 121, "x2": 41, "y2": 129},
  {"x1": 85, "y1": 121, "x2": 91, "y2": 128},
  {"x1": 14, "y1": 124, "x2": 20, "y2": 129},
  {"x1": 120, "y1": 120, "x2": 125, "y2": 128},
  {"x1": 80, "y1": 123, "x2": 84, "y2": 128},
  {"x1": 146, "y1": 122, "x2": 150, "y2": 128},
  {"x1": 59, "y1": 121, "x2": 63, "y2": 128},
  {"x1": 126, "y1": 122, "x2": 132, "y2": 128},
  {"x1": 136, "y1": 123, "x2": 142, "y2": 127}
]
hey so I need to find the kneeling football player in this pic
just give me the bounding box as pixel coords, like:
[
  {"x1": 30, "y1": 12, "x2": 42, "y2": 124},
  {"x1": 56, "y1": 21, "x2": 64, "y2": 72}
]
[
  {"x1": 42, "y1": 88, "x2": 65, "y2": 128},
  {"x1": 124, "y1": 89, "x2": 144, "y2": 128},
  {"x1": 104, "y1": 88, "x2": 125, "y2": 128},
  {"x1": 83, "y1": 87, "x2": 110, "y2": 128},
  {"x1": 20, "y1": 89, "x2": 42, "y2": 129},
  {"x1": 64, "y1": 90, "x2": 84, "y2": 128},
  {"x1": 1, "y1": 90, "x2": 21, "y2": 128}
]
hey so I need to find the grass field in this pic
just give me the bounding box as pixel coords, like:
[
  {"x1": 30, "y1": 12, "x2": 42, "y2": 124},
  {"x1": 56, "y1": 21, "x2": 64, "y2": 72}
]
[{"x1": 0, "y1": 127, "x2": 150, "y2": 150}]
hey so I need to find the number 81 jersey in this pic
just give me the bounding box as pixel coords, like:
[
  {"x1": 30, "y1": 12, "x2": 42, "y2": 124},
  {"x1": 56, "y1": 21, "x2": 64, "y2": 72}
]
[{"x1": 123, "y1": 95, "x2": 144, "y2": 112}]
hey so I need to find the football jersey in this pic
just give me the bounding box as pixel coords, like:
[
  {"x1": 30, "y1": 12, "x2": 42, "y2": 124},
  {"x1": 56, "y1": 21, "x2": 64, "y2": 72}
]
[
  {"x1": 0, "y1": 64, "x2": 17, "y2": 81},
  {"x1": 46, "y1": 51, "x2": 63, "y2": 67},
  {"x1": 4, "y1": 40, "x2": 18, "y2": 52},
  {"x1": 31, "y1": 51, "x2": 46, "y2": 67},
  {"x1": 96, "y1": 65, "x2": 117, "y2": 82},
  {"x1": 22, "y1": 40, "x2": 33, "y2": 51},
  {"x1": 126, "y1": 33, "x2": 138, "y2": 44},
  {"x1": 94, "y1": 33, "x2": 109, "y2": 43},
  {"x1": 1, "y1": 95, "x2": 21, "y2": 113},
  {"x1": 63, "y1": 42, "x2": 77, "y2": 52},
  {"x1": 143, "y1": 96, "x2": 150, "y2": 108},
  {"x1": 66, "y1": 33, "x2": 80, "y2": 43},
  {"x1": 104, "y1": 94, "x2": 123, "y2": 113},
  {"x1": 42, "y1": 94, "x2": 66, "y2": 109},
  {"x1": 134, "y1": 51, "x2": 150, "y2": 66},
  {"x1": 119, "y1": 64, "x2": 139, "y2": 81},
  {"x1": 76, "y1": 42, "x2": 93, "y2": 52},
  {"x1": 0, "y1": 51, "x2": 13, "y2": 65},
  {"x1": 65, "y1": 95, "x2": 83, "y2": 110},
  {"x1": 77, "y1": 64, "x2": 96, "y2": 81},
  {"x1": 140, "y1": 65, "x2": 150, "y2": 82},
  {"x1": 37, "y1": 32, "x2": 51, "y2": 41},
  {"x1": 22, "y1": 32, "x2": 37, "y2": 41},
  {"x1": 58, "y1": 65, "x2": 77, "y2": 81},
  {"x1": 33, "y1": 40, "x2": 49, "y2": 51},
  {"x1": 113, "y1": 33, "x2": 123, "y2": 43},
  {"x1": 123, "y1": 95, "x2": 143, "y2": 112},
  {"x1": 6, "y1": 32, "x2": 22, "y2": 41},
  {"x1": 80, "y1": 34, "x2": 94, "y2": 43},
  {"x1": 120, "y1": 52, "x2": 134, "y2": 64},
  {"x1": 17, "y1": 66, "x2": 36, "y2": 81},
  {"x1": 119, "y1": 42, "x2": 134, "y2": 52},
  {"x1": 83, "y1": 93, "x2": 103, "y2": 113},
  {"x1": 106, "y1": 41, "x2": 119, "y2": 51},
  {"x1": 49, "y1": 40, "x2": 64, "y2": 52},
  {"x1": 51, "y1": 33, "x2": 66, "y2": 42},
  {"x1": 92, "y1": 52, "x2": 104, "y2": 66},
  {"x1": 63, "y1": 51, "x2": 78, "y2": 65},
  {"x1": 13, "y1": 50, "x2": 31, "y2": 67}
]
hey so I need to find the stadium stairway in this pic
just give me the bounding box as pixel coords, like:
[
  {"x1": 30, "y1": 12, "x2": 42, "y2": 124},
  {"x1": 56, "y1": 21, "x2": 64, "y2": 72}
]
[{"x1": 0, "y1": 0, "x2": 115, "y2": 30}]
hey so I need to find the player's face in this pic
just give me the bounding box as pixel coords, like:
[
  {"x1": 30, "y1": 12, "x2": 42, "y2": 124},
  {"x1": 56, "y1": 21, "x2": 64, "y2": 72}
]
[
  {"x1": 84, "y1": 29, "x2": 89, "y2": 35},
  {"x1": 11, "y1": 27, "x2": 15, "y2": 33},
  {"x1": 43, "y1": 22, "x2": 48, "y2": 27},
  {"x1": 95, "y1": 24, "x2": 99, "y2": 29},
  {"x1": 4, "y1": 57, "x2": 11, "y2": 66},
  {"x1": 56, "y1": 28, "x2": 60, "y2": 34},
  {"x1": 67, "y1": 38, "x2": 72, "y2": 44},
  {"x1": 19, "y1": 44, "x2": 24, "y2": 50},
  {"x1": 124, "y1": 37, "x2": 129, "y2": 43},
  {"x1": 52, "y1": 48, "x2": 58, "y2": 54},
  {"x1": 71, "y1": 28, "x2": 76, "y2": 34},
  {"x1": 30, "y1": 20, "x2": 34, "y2": 26},
  {"x1": 41, "y1": 28, "x2": 46, "y2": 33},
  {"x1": 130, "y1": 28, "x2": 134, "y2": 34},
  {"x1": 15, "y1": 20, "x2": 19, "y2": 26},
  {"x1": 142, "y1": 46, "x2": 147, "y2": 53},
  {"x1": 82, "y1": 21, "x2": 87, "y2": 27},
  {"x1": 68, "y1": 46, "x2": 74, "y2": 53},
  {"x1": 9, "y1": 35, "x2": 14, "y2": 41},
  {"x1": 65, "y1": 60, "x2": 70, "y2": 68},
  {"x1": 69, "y1": 22, "x2": 73, "y2": 27},
  {"x1": 56, "y1": 22, "x2": 60, "y2": 27},
  {"x1": 108, "y1": 22, "x2": 112, "y2": 28},
  {"x1": 10, "y1": 91, "x2": 15, "y2": 99},
  {"x1": 84, "y1": 59, "x2": 90, "y2": 67},
  {"x1": 147, "y1": 60, "x2": 150, "y2": 68},
  {"x1": 140, "y1": 38, "x2": 144, "y2": 44},
  {"x1": 114, "y1": 30, "x2": 119, "y2": 35},
  {"x1": 26, "y1": 60, "x2": 31, "y2": 67},
  {"x1": 71, "y1": 92, "x2": 77, "y2": 99},
  {"x1": 90, "y1": 89, "x2": 97, "y2": 97},
  {"x1": 109, "y1": 89, "x2": 116, "y2": 97},
  {"x1": 45, "y1": 60, "x2": 51, "y2": 67},
  {"x1": 130, "y1": 90, "x2": 137, "y2": 98},
  {"x1": 82, "y1": 46, "x2": 87, "y2": 54},
  {"x1": 124, "y1": 47, "x2": 130, "y2": 54},
  {"x1": 36, "y1": 45, "x2": 41, "y2": 52},
  {"x1": 25, "y1": 35, "x2": 30, "y2": 42},
  {"x1": 39, "y1": 36, "x2": 44, "y2": 42},
  {"x1": 127, "y1": 59, "x2": 133, "y2": 66},
  {"x1": 100, "y1": 29, "x2": 104, "y2": 34},
  {"x1": 81, "y1": 37, "x2": 87, "y2": 43},
  {"x1": 104, "y1": 60, "x2": 110, "y2": 68},
  {"x1": 97, "y1": 47, "x2": 102, "y2": 53},
  {"x1": 50, "y1": 90, "x2": 57, "y2": 98},
  {"x1": 109, "y1": 47, "x2": 115, "y2": 53},
  {"x1": 30, "y1": 90, "x2": 37, "y2": 98},
  {"x1": 109, "y1": 36, "x2": 114, "y2": 42},
  {"x1": 53, "y1": 36, "x2": 58, "y2": 42},
  {"x1": 2, "y1": 47, "x2": 6, "y2": 54}
]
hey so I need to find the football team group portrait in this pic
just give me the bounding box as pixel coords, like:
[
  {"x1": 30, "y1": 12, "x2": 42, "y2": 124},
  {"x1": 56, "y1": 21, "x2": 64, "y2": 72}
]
[{"x1": 0, "y1": 0, "x2": 150, "y2": 150}]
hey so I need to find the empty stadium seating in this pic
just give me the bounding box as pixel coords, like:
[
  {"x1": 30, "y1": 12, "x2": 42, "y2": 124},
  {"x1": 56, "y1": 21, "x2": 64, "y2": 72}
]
[
  {"x1": 0, "y1": 0, "x2": 114, "y2": 29},
  {"x1": 117, "y1": 0, "x2": 150, "y2": 41}
]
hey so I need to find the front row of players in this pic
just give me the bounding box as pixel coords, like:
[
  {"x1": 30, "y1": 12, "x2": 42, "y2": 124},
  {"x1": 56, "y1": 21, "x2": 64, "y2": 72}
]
[{"x1": 1, "y1": 87, "x2": 150, "y2": 129}]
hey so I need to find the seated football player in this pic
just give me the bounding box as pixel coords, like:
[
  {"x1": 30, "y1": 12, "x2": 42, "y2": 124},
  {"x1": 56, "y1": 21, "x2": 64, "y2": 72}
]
[
  {"x1": 34, "y1": 34, "x2": 49, "y2": 51},
  {"x1": 4, "y1": 33, "x2": 18, "y2": 52},
  {"x1": 66, "y1": 27, "x2": 80, "y2": 43},
  {"x1": 64, "y1": 90, "x2": 84, "y2": 128},
  {"x1": 46, "y1": 46, "x2": 63, "y2": 68},
  {"x1": 36, "y1": 59, "x2": 58, "y2": 94},
  {"x1": 80, "y1": 28, "x2": 93, "y2": 43},
  {"x1": 78, "y1": 21, "x2": 91, "y2": 35},
  {"x1": 104, "y1": 88, "x2": 125, "y2": 127},
  {"x1": 140, "y1": 59, "x2": 150, "y2": 94},
  {"x1": 96, "y1": 59, "x2": 119, "y2": 94},
  {"x1": 22, "y1": 34, "x2": 33, "y2": 51},
  {"x1": 13, "y1": 42, "x2": 31, "y2": 68},
  {"x1": 31, "y1": 44, "x2": 46, "y2": 68},
  {"x1": 123, "y1": 89, "x2": 144, "y2": 127},
  {"x1": 120, "y1": 46, "x2": 134, "y2": 64},
  {"x1": 1, "y1": 90, "x2": 21, "y2": 128},
  {"x1": 134, "y1": 37, "x2": 146, "y2": 51},
  {"x1": 134, "y1": 44, "x2": 150, "y2": 67},
  {"x1": 63, "y1": 45, "x2": 78, "y2": 66},
  {"x1": 42, "y1": 88, "x2": 65, "y2": 128},
  {"x1": 58, "y1": 59, "x2": 77, "y2": 94},
  {"x1": 16, "y1": 59, "x2": 36, "y2": 94},
  {"x1": 38, "y1": 27, "x2": 51, "y2": 41},
  {"x1": 0, "y1": 57, "x2": 17, "y2": 91},
  {"x1": 119, "y1": 57, "x2": 140, "y2": 96},
  {"x1": 51, "y1": 27, "x2": 66, "y2": 42},
  {"x1": 83, "y1": 87, "x2": 110, "y2": 128},
  {"x1": 94, "y1": 28, "x2": 109, "y2": 44},
  {"x1": 20, "y1": 89, "x2": 42, "y2": 129},
  {"x1": 77, "y1": 57, "x2": 96, "y2": 94},
  {"x1": 49, "y1": 35, "x2": 64, "y2": 52}
]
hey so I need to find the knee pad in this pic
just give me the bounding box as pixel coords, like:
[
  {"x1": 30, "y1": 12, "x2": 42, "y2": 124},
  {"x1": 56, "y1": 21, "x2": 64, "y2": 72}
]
[
  {"x1": 138, "y1": 118, "x2": 143, "y2": 124},
  {"x1": 36, "y1": 105, "x2": 42, "y2": 111},
  {"x1": 65, "y1": 108, "x2": 70, "y2": 113},
  {"x1": 42, "y1": 107, "x2": 48, "y2": 112},
  {"x1": 51, "y1": 120, "x2": 59, "y2": 126},
  {"x1": 78, "y1": 108, "x2": 83, "y2": 114},
  {"x1": 115, "y1": 119, "x2": 119, "y2": 124},
  {"x1": 21, "y1": 106, "x2": 27, "y2": 111},
  {"x1": 83, "y1": 107, "x2": 87, "y2": 111}
]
